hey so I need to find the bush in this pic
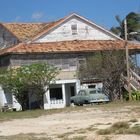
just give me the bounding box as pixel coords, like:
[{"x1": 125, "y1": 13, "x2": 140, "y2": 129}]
[
  {"x1": 131, "y1": 90, "x2": 140, "y2": 100},
  {"x1": 122, "y1": 91, "x2": 129, "y2": 101},
  {"x1": 123, "y1": 90, "x2": 140, "y2": 101},
  {"x1": 97, "y1": 121, "x2": 130, "y2": 135}
]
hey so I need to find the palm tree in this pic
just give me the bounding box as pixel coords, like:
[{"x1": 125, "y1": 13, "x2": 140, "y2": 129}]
[{"x1": 110, "y1": 12, "x2": 140, "y2": 41}]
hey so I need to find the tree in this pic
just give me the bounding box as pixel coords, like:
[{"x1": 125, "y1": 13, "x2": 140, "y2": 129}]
[
  {"x1": 0, "y1": 63, "x2": 60, "y2": 110},
  {"x1": 110, "y1": 12, "x2": 140, "y2": 41},
  {"x1": 78, "y1": 49, "x2": 126, "y2": 101}
]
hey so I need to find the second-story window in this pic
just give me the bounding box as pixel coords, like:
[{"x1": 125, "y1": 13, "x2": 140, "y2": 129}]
[
  {"x1": 71, "y1": 24, "x2": 78, "y2": 35},
  {"x1": 78, "y1": 58, "x2": 86, "y2": 70}
]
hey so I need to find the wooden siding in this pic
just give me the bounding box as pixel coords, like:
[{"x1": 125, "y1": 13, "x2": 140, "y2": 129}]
[
  {"x1": 10, "y1": 53, "x2": 90, "y2": 66},
  {"x1": 57, "y1": 71, "x2": 76, "y2": 80},
  {"x1": 0, "y1": 55, "x2": 11, "y2": 67},
  {"x1": 36, "y1": 17, "x2": 115, "y2": 43},
  {"x1": 8, "y1": 53, "x2": 93, "y2": 80}
]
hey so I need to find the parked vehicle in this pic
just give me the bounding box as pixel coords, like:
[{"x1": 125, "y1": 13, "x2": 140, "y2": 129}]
[{"x1": 70, "y1": 88, "x2": 109, "y2": 105}]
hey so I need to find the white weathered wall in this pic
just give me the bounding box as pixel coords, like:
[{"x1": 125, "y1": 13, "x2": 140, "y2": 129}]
[
  {"x1": 0, "y1": 87, "x2": 12, "y2": 107},
  {"x1": 0, "y1": 86, "x2": 4, "y2": 108},
  {"x1": 12, "y1": 95, "x2": 21, "y2": 111},
  {"x1": 0, "y1": 86, "x2": 21, "y2": 111},
  {"x1": 36, "y1": 17, "x2": 115, "y2": 43}
]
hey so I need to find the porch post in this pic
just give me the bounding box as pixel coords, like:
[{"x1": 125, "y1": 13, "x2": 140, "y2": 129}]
[
  {"x1": 62, "y1": 83, "x2": 66, "y2": 106},
  {"x1": 47, "y1": 89, "x2": 50, "y2": 105},
  {"x1": 0, "y1": 86, "x2": 4, "y2": 107},
  {"x1": 44, "y1": 86, "x2": 51, "y2": 109},
  {"x1": 76, "y1": 80, "x2": 80, "y2": 95}
]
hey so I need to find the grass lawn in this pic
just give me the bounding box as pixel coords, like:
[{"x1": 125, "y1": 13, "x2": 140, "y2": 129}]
[
  {"x1": 0, "y1": 101, "x2": 140, "y2": 140},
  {"x1": 0, "y1": 133, "x2": 87, "y2": 140},
  {"x1": 0, "y1": 133, "x2": 52, "y2": 140},
  {"x1": 0, "y1": 105, "x2": 87, "y2": 122},
  {"x1": 0, "y1": 101, "x2": 140, "y2": 122}
]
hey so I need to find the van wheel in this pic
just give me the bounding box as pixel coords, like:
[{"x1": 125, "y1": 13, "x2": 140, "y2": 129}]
[
  {"x1": 84, "y1": 100, "x2": 89, "y2": 104},
  {"x1": 78, "y1": 103, "x2": 83, "y2": 106}
]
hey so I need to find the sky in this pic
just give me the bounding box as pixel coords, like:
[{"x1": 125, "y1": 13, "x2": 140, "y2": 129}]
[{"x1": 0, "y1": 0, "x2": 140, "y2": 29}]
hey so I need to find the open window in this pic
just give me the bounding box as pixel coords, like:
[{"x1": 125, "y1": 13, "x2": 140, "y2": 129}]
[{"x1": 50, "y1": 88, "x2": 63, "y2": 100}]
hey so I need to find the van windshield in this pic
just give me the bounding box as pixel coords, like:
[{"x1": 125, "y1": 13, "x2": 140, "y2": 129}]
[{"x1": 78, "y1": 90, "x2": 86, "y2": 95}]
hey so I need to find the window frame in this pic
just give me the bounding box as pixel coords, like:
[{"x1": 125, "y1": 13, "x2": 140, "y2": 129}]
[{"x1": 71, "y1": 24, "x2": 78, "y2": 35}]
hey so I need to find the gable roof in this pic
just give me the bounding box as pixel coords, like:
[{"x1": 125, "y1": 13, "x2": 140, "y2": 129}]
[
  {"x1": 0, "y1": 40, "x2": 140, "y2": 56},
  {"x1": 2, "y1": 19, "x2": 63, "y2": 42},
  {"x1": 31, "y1": 13, "x2": 122, "y2": 42},
  {"x1": 1, "y1": 13, "x2": 122, "y2": 42}
]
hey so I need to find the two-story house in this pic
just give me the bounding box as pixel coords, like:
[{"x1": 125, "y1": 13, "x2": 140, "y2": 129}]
[{"x1": 0, "y1": 13, "x2": 140, "y2": 110}]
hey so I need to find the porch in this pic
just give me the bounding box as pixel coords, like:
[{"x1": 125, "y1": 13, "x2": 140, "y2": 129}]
[{"x1": 44, "y1": 79, "x2": 80, "y2": 109}]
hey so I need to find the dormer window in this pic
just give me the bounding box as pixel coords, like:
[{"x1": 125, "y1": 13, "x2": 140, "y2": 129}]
[{"x1": 71, "y1": 24, "x2": 77, "y2": 35}]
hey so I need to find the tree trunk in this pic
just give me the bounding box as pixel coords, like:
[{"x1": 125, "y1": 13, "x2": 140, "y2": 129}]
[{"x1": 39, "y1": 94, "x2": 44, "y2": 109}]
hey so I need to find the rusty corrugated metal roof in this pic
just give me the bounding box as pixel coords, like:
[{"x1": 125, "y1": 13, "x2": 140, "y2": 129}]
[{"x1": 0, "y1": 40, "x2": 139, "y2": 56}]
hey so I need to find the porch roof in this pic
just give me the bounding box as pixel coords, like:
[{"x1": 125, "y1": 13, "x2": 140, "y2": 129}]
[{"x1": 0, "y1": 40, "x2": 140, "y2": 56}]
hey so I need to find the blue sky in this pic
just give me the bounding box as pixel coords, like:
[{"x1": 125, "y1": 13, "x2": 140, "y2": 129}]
[{"x1": 0, "y1": 0, "x2": 140, "y2": 29}]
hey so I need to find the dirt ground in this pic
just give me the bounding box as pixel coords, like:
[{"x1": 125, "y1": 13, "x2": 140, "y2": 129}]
[{"x1": 0, "y1": 103, "x2": 140, "y2": 140}]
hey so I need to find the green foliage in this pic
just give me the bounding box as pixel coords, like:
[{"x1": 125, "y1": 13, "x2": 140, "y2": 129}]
[
  {"x1": 122, "y1": 91, "x2": 129, "y2": 101},
  {"x1": 131, "y1": 90, "x2": 140, "y2": 100},
  {"x1": 123, "y1": 90, "x2": 140, "y2": 101},
  {"x1": 127, "y1": 125, "x2": 140, "y2": 135},
  {"x1": 98, "y1": 121, "x2": 140, "y2": 135},
  {"x1": 78, "y1": 49, "x2": 126, "y2": 101},
  {"x1": 97, "y1": 121, "x2": 130, "y2": 135},
  {"x1": 0, "y1": 63, "x2": 60, "y2": 110},
  {"x1": 129, "y1": 119, "x2": 138, "y2": 123},
  {"x1": 110, "y1": 12, "x2": 140, "y2": 41},
  {"x1": 0, "y1": 133, "x2": 52, "y2": 140}
]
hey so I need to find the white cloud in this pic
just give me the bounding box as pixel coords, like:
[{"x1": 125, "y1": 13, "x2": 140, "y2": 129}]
[
  {"x1": 32, "y1": 12, "x2": 44, "y2": 20},
  {"x1": 15, "y1": 16, "x2": 21, "y2": 22}
]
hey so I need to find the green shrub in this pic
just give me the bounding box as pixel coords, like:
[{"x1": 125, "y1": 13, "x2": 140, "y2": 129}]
[
  {"x1": 129, "y1": 119, "x2": 138, "y2": 123},
  {"x1": 123, "y1": 90, "x2": 140, "y2": 101},
  {"x1": 131, "y1": 90, "x2": 140, "y2": 100},
  {"x1": 97, "y1": 121, "x2": 130, "y2": 135},
  {"x1": 127, "y1": 126, "x2": 140, "y2": 135},
  {"x1": 122, "y1": 91, "x2": 129, "y2": 101}
]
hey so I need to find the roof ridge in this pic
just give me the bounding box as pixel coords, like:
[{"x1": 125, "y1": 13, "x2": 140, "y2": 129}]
[{"x1": 1, "y1": 13, "x2": 122, "y2": 42}]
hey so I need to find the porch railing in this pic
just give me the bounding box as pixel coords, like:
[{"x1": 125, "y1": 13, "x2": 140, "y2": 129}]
[{"x1": 50, "y1": 99, "x2": 64, "y2": 104}]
